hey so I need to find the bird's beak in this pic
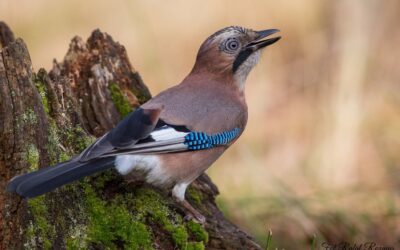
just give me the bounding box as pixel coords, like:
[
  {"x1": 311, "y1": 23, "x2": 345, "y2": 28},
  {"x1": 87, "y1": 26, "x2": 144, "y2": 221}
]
[
  {"x1": 246, "y1": 29, "x2": 281, "y2": 51},
  {"x1": 232, "y1": 29, "x2": 281, "y2": 73}
]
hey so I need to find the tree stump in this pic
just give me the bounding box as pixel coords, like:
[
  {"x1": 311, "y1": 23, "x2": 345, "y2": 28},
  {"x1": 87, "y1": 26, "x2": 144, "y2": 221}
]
[{"x1": 0, "y1": 21, "x2": 261, "y2": 250}]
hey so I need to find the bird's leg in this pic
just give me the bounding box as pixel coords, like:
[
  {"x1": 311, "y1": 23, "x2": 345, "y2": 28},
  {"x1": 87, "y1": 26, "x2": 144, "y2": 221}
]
[
  {"x1": 180, "y1": 199, "x2": 206, "y2": 224},
  {"x1": 172, "y1": 182, "x2": 206, "y2": 224}
]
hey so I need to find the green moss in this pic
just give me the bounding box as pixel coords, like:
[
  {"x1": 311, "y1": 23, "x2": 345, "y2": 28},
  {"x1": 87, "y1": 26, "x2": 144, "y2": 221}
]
[
  {"x1": 90, "y1": 171, "x2": 117, "y2": 190},
  {"x1": 108, "y1": 82, "x2": 132, "y2": 118},
  {"x1": 24, "y1": 222, "x2": 36, "y2": 248},
  {"x1": 45, "y1": 121, "x2": 64, "y2": 165},
  {"x1": 27, "y1": 196, "x2": 55, "y2": 250},
  {"x1": 45, "y1": 121, "x2": 93, "y2": 165},
  {"x1": 65, "y1": 238, "x2": 82, "y2": 250},
  {"x1": 43, "y1": 121, "x2": 95, "y2": 166},
  {"x1": 18, "y1": 108, "x2": 38, "y2": 128},
  {"x1": 60, "y1": 152, "x2": 71, "y2": 162},
  {"x1": 84, "y1": 185, "x2": 153, "y2": 249},
  {"x1": 187, "y1": 242, "x2": 205, "y2": 250},
  {"x1": 62, "y1": 126, "x2": 95, "y2": 153},
  {"x1": 35, "y1": 80, "x2": 50, "y2": 114},
  {"x1": 187, "y1": 187, "x2": 203, "y2": 206},
  {"x1": 171, "y1": 226, "x2": 188, "y2": 248},
  {"x1": 187, "y1": 221, "x2": 208, "y2": 243},
  {"x1": 25, "y1": 144, "x2": 40, "y2": 171},
  {"x1": 132, "y1": 188, "x2": 212, "y2": 249},
  {"x1": 133, "y1": 188, "x2": 192, "y2": 248},
  {"x1": 65, "y1": 224, "x2": 88, "y2": 250}
]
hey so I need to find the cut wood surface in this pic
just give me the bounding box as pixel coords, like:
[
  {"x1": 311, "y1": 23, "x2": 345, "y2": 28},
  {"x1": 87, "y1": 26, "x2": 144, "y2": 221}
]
[{"x1": 0, "y1": 21, "x2": 261, "y2": 250}]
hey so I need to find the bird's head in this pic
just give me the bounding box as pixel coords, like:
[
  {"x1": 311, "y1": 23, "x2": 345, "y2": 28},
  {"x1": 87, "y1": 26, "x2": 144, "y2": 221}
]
[{"x1": 191, "y1": 26, "x2": 280, "y2": 91}]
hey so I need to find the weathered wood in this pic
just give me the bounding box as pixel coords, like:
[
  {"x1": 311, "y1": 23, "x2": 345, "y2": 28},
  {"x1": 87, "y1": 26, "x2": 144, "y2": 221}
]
[
  {"x1": 0, "y1": 21, "x2": 15, "y2": 48},
  {"x1": 0, "y1": 21, "x2": 261, "y2": 250}
]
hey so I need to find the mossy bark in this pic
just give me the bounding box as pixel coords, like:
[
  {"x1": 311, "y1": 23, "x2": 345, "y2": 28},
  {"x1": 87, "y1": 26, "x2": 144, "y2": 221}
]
[{"x1": 0, "y1": 22, "x2": 261, "y2": 250}]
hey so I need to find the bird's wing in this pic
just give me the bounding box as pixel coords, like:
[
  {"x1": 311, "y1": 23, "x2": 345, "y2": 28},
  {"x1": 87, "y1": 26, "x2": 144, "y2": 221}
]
[
  {"x1": 79, "y1": 104, "x2": 241, "y2": 161},
  {"x1": 101, "y1": 122, "x2": 192, "y2": 156},
  {"x1": 100, "y1": 122, "x2": 241, "y2": 156},
  {"x1": 79, "y1": 107, "x2": 162, "y2": 161},
  {"x1": 80, "y1": 94, "x2": 241, "y2": 162}
]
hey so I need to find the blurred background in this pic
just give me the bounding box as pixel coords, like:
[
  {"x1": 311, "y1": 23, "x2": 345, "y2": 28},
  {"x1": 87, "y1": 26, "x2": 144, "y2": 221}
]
[{"x1": 1, "y1": 0, "x2": 400, "y2": 248}]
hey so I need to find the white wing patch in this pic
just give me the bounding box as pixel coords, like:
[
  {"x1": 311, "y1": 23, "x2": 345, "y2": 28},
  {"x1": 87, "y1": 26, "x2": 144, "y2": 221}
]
[
  {"x1": 101, "y1": 125, "x2": 190, "y2": 156},
  {"x1": 150, "y1": 126, "x2": 188, "y2": 141}
]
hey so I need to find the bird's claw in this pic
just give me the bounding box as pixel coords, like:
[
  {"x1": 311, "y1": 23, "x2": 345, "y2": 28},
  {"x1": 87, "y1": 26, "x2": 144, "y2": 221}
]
[{"x1": 184, "y1": 211, "x2": 206, "y2": 224}]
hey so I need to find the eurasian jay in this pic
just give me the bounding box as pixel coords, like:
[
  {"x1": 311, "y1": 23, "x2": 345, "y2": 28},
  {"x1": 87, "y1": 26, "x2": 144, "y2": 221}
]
[{"x1": 7, "y1": 26, "x2": 280, "y2": 223}]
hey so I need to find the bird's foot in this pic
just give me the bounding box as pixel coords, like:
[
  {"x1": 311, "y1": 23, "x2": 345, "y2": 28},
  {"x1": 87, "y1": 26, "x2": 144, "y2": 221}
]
[
  {"x1": 175, "y1": 198, "x2": 206, "y2": 224},
  {"x1": 184, "y1": 210, "x2": 206, "y2": 224},
  {"x1": 172, "y1": 183, "x2": 206, "y2": 224}
]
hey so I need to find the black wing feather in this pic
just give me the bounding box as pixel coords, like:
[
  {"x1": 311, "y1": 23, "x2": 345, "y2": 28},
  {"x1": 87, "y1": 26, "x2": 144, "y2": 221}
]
[{"x1": 79, "y1": 108, "x2": 161, "y2": 161}]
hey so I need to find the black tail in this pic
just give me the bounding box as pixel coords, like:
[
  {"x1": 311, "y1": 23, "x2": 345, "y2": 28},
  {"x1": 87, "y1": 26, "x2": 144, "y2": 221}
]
[{"x1": 7, "y1": 157, "x2": 115, "y2": 198}]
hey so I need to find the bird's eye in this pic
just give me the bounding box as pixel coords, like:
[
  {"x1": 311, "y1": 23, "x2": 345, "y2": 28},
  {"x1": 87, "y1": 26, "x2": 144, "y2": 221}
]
[{"x1": 223, "y1": 38, "x2": 240, "y2": 53}]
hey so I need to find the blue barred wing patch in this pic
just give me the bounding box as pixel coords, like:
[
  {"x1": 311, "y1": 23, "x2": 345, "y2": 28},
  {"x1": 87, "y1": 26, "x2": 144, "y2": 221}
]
[{"x1": 184, "y1": 128, "x2": 240, "y2": 150}]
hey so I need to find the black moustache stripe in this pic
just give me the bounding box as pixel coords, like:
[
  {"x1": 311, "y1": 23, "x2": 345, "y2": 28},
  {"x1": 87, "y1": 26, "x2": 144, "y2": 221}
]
[{"x1": 232, "y1": 49, "x2": 253, "y2": 73}]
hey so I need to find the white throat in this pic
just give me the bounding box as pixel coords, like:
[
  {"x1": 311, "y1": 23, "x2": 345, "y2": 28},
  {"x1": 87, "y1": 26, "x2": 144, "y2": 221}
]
[{"x1": 233, "y1": 50, "x2": 261, "y2": 91}]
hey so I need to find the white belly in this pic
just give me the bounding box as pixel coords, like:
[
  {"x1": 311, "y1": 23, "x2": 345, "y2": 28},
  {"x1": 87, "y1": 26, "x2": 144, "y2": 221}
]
[{"x1": 115, "y1": 154, "x2": 171, "y2": 186}]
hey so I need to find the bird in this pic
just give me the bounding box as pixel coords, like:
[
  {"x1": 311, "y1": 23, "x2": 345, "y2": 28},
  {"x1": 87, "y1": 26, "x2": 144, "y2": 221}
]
[{"x1": 7, "y1": 26, "x2": 280, "y2": 223}]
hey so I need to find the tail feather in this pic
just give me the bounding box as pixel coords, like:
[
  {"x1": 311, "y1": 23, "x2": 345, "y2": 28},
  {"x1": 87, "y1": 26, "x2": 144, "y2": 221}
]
[
  {"x1": 7, "y1": 157, "x2": 115, "y2": 198},
  {"x1": 6, "y1": 159, "x2": 76, "y2": 193}
]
